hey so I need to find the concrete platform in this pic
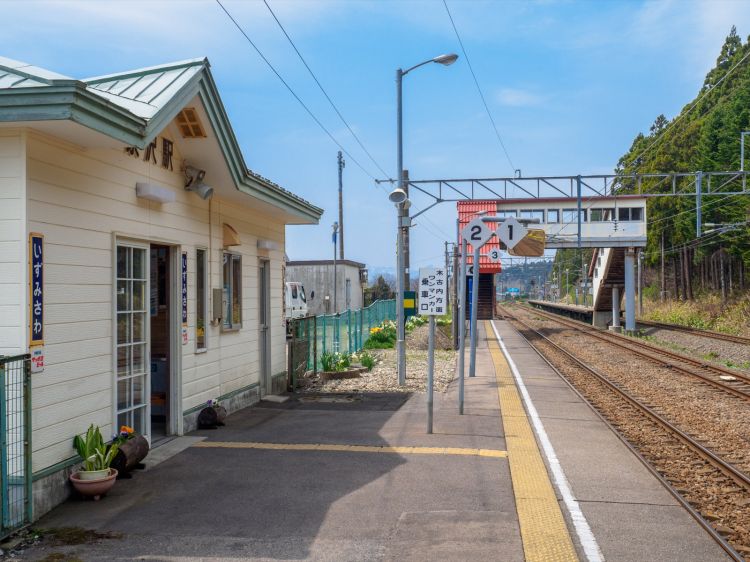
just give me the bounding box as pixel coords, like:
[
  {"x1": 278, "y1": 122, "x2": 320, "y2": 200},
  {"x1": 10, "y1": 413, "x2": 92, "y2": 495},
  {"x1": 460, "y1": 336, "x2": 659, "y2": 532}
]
[
  {"x1": 19, "y1": 321, "x2": 729, "y2": 561},
  {"x1": 491, "y1": 319, "x2": 730, "y2": 561}
]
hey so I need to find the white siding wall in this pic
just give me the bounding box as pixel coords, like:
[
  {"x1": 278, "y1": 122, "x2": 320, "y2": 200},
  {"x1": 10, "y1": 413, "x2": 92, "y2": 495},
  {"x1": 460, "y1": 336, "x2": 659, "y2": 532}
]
[
  {"x1": 25, "y1": 130, "x2": 286, "y2": 473},
  {"x1": 0, "y1": 130, "x2": 26, "y2": 355}
]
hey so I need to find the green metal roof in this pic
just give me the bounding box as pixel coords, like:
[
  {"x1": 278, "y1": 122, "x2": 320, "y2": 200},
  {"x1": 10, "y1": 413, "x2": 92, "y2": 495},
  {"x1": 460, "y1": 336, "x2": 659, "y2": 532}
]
[{"x1": 0, "y1": 56, "x2": 322, "y2": 223}]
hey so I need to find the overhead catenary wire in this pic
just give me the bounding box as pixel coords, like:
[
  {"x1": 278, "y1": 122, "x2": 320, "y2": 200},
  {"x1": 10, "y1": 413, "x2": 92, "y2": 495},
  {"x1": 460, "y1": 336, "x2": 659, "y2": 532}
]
[
  {"x1": 442, "y1": 0, "x2": 516, "y2": 174},
  {"x1": 261, "y1": 0, "x2": 391, "y2": 181},
  {"x1": 215, "y1": 0, "x2": 382, "y2": 182}
]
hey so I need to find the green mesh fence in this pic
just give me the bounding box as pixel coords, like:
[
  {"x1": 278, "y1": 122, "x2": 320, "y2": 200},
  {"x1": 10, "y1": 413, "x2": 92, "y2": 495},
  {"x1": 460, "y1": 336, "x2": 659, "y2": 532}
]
[
  {"x1": 288, "y1": 300, "x2": 396, "y2": 385},
  {"x1": 1, "y1": 354, "x2": 31, "y2": 539}
]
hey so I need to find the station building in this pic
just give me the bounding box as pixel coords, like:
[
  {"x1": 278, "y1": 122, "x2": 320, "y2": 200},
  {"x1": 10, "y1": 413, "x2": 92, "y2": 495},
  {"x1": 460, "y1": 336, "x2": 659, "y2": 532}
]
[{"x1": 0, "y1": 56, "x2": 321, "y2": 517}]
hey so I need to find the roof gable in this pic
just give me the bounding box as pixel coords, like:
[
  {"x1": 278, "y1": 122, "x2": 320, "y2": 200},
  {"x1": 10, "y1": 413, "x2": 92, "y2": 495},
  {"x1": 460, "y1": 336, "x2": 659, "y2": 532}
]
[{"x1": 0, "y1": 56, "x2": 322, "y2": 223}]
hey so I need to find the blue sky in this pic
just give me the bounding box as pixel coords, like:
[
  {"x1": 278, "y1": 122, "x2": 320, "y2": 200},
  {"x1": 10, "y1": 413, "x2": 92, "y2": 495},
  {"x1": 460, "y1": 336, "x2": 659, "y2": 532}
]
[{"x1": 4, "y1": 0, "x2": 750, "y2": 271}]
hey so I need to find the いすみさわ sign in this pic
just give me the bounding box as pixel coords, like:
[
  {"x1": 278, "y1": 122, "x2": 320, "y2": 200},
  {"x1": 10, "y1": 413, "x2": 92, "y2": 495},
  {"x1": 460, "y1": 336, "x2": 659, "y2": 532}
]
[{"x1": 29, "y1": 233, "x2": 44, "y2": 345}]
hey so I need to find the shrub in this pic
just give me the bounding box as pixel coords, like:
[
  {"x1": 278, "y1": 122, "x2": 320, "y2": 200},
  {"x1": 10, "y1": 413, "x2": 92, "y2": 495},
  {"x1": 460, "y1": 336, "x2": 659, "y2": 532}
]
[
  {"x1": 360, "y1": 351, "x2": 376, "y2": 371},
  {"x1": 321, "y1": 351, "x2": 352, "y2": 372},
  {"x1": 365, "y1": 320, "x2": 397, "y2": 348}
]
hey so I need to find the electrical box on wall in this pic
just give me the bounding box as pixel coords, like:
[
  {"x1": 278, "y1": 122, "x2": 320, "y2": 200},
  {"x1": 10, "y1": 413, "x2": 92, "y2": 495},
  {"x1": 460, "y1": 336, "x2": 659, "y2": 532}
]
[{"x1": 212, "y1": 288, "x2": 225, "y2": 324}]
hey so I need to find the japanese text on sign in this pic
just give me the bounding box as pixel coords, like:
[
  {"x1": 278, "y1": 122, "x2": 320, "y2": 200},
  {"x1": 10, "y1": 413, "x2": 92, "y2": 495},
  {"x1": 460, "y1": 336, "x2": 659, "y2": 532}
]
[
  {"x1": 181, "y1": 252, "x2": 188, "y2": 345},
  {"x1": 29, "y1": 233, "x2": 44, "y2": 345},
  {"x1": 418, "y1": 267, "x2": 447, "y2": 316}
]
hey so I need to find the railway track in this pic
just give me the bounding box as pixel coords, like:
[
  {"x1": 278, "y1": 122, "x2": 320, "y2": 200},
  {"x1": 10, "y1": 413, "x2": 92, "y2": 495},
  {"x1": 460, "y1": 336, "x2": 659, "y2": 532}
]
[
  {"x1": 501, "y1": 311, "x2": 749, "y2": 561},
  {"x1": 519, "y1": 305, "x2": 750, "y2": 402},
  {"x1": 636, "y1": 318, "x2": 750, "y2": 346}
]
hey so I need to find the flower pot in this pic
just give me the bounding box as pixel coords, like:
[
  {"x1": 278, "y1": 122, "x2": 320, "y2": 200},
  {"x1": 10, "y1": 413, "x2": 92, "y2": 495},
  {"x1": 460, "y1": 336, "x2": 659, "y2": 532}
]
[
  {"x1": 76, "y1": 469, "x2": 110, "y2": 481},
  {"x1": 214, "y1": 405, "x2": 227, "y2": 424},
  {"x1": 111, "y1": 434, "x2": 149, "y2": 474},
  {"x1": 70, "y1": 468, "x2": 118, "y2": 501}
]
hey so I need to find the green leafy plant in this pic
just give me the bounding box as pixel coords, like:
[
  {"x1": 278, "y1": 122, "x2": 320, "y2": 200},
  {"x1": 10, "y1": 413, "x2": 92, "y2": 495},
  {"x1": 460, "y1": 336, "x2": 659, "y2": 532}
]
[
  {"x1": 73, "y1": 424, "x2": 119, "y2": 472},
  {"x1": 321, "y1": 351, "x2": 353, "y2": 372},
  {"x1": 321, "y1": 351, "x2": 336, "y2": 372},
  {"x1": 360, "y1": 351, "x2": 376, "y2": 371},
  {"x1": 364, "y1": 320, "x2": 397, "y2": 349}
]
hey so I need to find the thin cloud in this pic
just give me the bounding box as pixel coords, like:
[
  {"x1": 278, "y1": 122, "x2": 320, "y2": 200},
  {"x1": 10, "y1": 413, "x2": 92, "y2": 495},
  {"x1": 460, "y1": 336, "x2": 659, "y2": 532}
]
[{"x1": 496, "y1": 88, "x2": 546, "y2": 107}]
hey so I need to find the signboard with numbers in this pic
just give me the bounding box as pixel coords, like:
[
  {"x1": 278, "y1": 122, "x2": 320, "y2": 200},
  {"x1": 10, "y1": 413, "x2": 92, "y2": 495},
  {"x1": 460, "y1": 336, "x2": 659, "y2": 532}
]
[
  {"x1": 418, "y1": 267, "x2": 447, "y2": 315},
  {"x1": 461, "y1": 217, "x2": 493, "y2": 247},
  {"x1": 181, "y1": 252, "x2": 188, "y2": 345},
  {"x1": 29, "y1": 233, "x2": 44, "y2": 346},
  {"x1": 497, "y1": 216, "x2": 527, "y2": 250},
  {"x1": 487, "y1": 248, "x2": 501, "y2": 262}
]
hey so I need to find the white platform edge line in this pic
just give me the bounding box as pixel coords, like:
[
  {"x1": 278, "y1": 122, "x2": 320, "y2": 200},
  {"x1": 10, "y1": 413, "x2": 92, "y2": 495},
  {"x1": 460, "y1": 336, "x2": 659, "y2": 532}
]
[{"x1": 490, "y1": 320, "x2": 605, "y2": 562}]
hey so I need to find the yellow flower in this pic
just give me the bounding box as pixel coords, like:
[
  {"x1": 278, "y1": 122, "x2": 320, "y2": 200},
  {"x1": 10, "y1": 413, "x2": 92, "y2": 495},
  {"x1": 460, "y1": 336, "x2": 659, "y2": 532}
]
[{"x1": 120, "y1": 425, "x2": 134, "y2": 434}]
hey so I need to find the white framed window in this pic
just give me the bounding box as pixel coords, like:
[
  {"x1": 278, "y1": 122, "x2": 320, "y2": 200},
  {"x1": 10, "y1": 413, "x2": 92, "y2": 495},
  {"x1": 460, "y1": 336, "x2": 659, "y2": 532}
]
[
  {"x1": 222, "y1": 252, "x2": 242, "y2": 330},
  {"x1": 590, "y1": 208, "x2": 614, "y2": 222},
  {"x1": 115, "y1": 242, "x2": 150, "y2": 436},
  {"x1": 196, "y1": 248, "x2": 208, "y2": 351}
]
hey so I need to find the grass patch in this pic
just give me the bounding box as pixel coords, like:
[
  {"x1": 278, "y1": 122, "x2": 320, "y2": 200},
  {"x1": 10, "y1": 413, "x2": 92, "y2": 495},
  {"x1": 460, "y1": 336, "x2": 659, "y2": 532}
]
[{"x1": 34, "y1": 527, "x2": 122, "y2": 546}]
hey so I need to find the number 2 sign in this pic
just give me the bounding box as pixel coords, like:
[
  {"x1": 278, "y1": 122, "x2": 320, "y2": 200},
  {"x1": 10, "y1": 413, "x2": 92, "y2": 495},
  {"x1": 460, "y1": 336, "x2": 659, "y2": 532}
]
[{"x1": 461, "y1": 217, "x2": 493, "y2": 247}]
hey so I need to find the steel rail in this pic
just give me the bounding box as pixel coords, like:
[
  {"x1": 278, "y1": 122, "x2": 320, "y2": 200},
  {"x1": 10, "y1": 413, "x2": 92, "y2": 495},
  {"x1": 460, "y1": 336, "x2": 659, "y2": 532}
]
[
  {"x1": 500, "y1": 315, "x2": 745, "y2": 562},
  {"x1": 524, "y1": 306, "x2": 750, "y2": 402},
  {"x1": 636, "y1": 319, "x2": 750, "y2": 346},
  {"x1": 504, "y1": 311, "x2": 750, "y2": 491}
]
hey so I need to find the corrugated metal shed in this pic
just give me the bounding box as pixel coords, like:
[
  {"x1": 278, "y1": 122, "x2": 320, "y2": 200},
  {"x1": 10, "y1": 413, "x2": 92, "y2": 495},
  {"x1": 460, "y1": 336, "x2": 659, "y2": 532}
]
[{"x1": 457, "y1": 200, "x2": 501, "y2": 273}]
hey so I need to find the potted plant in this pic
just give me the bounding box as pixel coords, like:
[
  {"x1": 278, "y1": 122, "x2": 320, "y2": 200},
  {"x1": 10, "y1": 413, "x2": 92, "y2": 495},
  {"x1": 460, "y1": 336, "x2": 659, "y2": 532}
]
[
  {"x1": 110, "y1": 425, "x2": 149, "y2": 478},
  {"x1": 70, "y1": 424, "x2": 119, "y2": 500}
]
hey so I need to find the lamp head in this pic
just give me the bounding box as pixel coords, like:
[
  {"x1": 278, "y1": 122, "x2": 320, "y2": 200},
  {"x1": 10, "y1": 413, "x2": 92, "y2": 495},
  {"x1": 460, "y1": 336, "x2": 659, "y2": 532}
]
[
  {"x1": 388, "y1": 187, "x2": 408, "y2": 204},
  {"x1": 433, "y1": 53, "x2": 459, "y2": 66},
  {"x1": 332, "y1": 221, "x2": 339, "y2": 232},
  {"x1": 183, "y1": 163, "x2": 213, "y2": 200}
]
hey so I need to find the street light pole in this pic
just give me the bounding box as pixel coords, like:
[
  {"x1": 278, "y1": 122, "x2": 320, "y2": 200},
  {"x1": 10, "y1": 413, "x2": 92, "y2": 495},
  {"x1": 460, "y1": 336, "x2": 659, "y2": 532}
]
[
  {"x1": 394, "y1": 52, "x2": 458, "y2": 387},
  {"x1": 332, "y1": 222, "x2": 339, "y2": 315}
]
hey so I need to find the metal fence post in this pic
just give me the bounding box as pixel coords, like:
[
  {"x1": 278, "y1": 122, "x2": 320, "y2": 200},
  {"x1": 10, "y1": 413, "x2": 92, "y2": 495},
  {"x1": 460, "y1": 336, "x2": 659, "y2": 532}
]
[
  {"x1": 322, "y1": 314, "x2": 327, "y2": 358},
  {"x1": 313, "y1": 316, "x2": 318, "y2": 373},
  {"x1": 348, "y1": 309, "x2": 352, "y2": 353},
  {"x1": 23, "y1": 357, "x2": 31, "y2": 524},
  {"x1": 0, "y1": 360, "x2": 8, "y2": 532}
]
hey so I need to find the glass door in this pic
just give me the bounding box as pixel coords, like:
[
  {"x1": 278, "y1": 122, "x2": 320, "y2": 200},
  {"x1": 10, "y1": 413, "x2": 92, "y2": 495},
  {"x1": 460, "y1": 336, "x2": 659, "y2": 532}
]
[{"x1": 116, "y1": 243, "x2": 149, "y2": 436}]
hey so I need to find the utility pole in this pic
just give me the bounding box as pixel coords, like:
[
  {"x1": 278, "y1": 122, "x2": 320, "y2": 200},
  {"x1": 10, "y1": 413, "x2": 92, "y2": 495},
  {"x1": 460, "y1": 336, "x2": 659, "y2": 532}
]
[
  {"x1": 402, "y1": 169, "x2": 410, "y2": 290},
  {"x1": 337, "y1": 151, "x2": 345, "y2": 260},
  {"x1": 660, "y1": 233, "x2": 665, "y2": 301},
  {"x1": 444, "y1": 241, "x2": 450, "y2": 310}
]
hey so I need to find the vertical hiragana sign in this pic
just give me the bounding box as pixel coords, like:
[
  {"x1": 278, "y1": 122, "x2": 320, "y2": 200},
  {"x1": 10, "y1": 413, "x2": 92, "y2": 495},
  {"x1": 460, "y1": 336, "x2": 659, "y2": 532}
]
[
  {"x1": 418, "y1": 267, "x2": 447, "y2": 316},
  {"x1": 181, "y1": 252, "x2": 188, "y2": 345},
  {"x1": 29, "y1": 233, "x2": 44, "y2": 346}
]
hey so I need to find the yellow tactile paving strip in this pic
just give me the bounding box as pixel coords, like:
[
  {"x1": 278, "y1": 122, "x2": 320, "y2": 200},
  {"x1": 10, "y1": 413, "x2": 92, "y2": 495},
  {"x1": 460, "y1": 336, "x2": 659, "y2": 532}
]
[
  {"x1": 194, "y1": 441, "x2": 507, "y2": 458},
  {"x1": 486, "y1": 321, "x2": 579, "y2": 562}
]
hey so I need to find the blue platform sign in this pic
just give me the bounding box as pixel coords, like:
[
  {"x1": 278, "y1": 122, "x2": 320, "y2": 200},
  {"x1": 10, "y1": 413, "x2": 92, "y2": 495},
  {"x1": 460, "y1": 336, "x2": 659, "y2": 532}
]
[
  {"x1": 29, "y1": 233, "x2": 44, "y2": 345},
  {"x1": 181, "y1": 252, "x2": 188, "y2": 345}
]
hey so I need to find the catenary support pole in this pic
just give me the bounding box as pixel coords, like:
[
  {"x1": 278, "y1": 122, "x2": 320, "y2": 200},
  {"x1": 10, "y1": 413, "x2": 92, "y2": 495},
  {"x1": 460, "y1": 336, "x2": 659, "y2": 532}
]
[
  {"x1": 612, "y1": 286, "x2": 621, "y2": 329},
  {"x1": 469, "y1": 244, "x2": 480, "y2": 378},
  {"x1": 427, "y1": 315, "x2": 435, "y2": 433},
  {"x1": 637, "y1": 249, "x2": 643, "y2": 317},
  {"x1": 624, "y1": 248, "x2": 636, "y2": 333},
  {"x1": 696, "y1": 171, "x2": 703, "y2": 238},
  {"x1": 458, "y1": 240, "x2": 467, "y2": 414}
]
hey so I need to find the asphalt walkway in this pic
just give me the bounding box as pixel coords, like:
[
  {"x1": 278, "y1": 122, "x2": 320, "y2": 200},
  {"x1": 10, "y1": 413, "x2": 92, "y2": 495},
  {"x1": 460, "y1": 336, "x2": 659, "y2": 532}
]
[{"x1": 26, "y1": 325, "x2": 523, "y2": 561}]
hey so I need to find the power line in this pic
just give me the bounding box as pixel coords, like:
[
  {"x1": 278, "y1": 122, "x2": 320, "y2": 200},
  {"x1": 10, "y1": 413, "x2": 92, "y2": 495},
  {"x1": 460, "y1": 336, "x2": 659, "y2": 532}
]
[
  {"x1": 261, "y1": 0, "x2": 391, "y2": 181},
  {"x1": 631, "y1": 48, "x2": 750, "y2": 170},
  {"x1": 215, "y1": 0, "x2": 381, "y2": 181},
  {"x1": 442, "y1": 0, "x2": 516, "y2": 174}
]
